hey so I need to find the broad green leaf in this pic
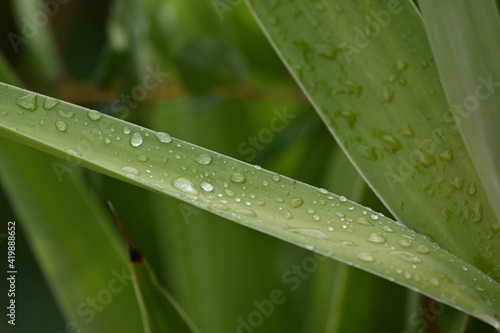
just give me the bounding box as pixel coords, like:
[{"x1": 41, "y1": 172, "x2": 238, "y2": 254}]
[
  {"x1": 243, "y1": 0, "x2": 500, "y2": 283},
  {"x1": 0, "y1": 83, "x2": 498, "y2": 328},
  {"x1": 419, "y1": 0, "x2": 500, "y2": 242}
]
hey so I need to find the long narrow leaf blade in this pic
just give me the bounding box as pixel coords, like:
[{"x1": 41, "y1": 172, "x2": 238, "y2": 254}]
[
  {"x1": 131, "y1": 257, "x2": 200, "y2": 333},
  {"x1": 419, "y1": 0, "x2": 500, "y2": 240},
  {"x1": 0, "y1": 83, "x2": 498, "y2": 327}
]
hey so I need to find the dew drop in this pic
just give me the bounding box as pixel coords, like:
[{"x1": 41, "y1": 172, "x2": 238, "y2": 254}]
[
  {"x1": 383, "y1": 225, "x2": 394, "y2": 232},
  {"x1": 332, "y1": 236, "x2": 352, "y2": 245},
  {"x1": 334, "y1": 110, "x2": 358, "y2": 128},
  {"x1": 472, "y1": 203, "x2": 483, "y2": 224},
  {"x1": 389, "y1": 251, "x2": 422, "y2": 263},
  {"x1": 317, "y1": 44, "x2": 338, "y2": 59},
  {"x1": 289, "y1": 198, "x2": 304, "y2": 208},
  {"x1": 429, "y1": 278, "x2": 440, "y2": 286},
  {"x1": 491, "y1": 222, "x2": 500, "y2": 233},
  {"x1": 137, "y1": 154, "x2": 149, "y2": 162},
  {"x1": 356, "y1": 217, "x2": 373, "y2": 226},
  {"x1": 230, "y1": 173, "x2": 246, "y2": 183},
  {"x1": 467, "y1": 183, "x2": 477, "y2": 196},
  {"x1": 439, "y1": 149, "x2": 453, "y2": 163},
  {"x1": 201, "y1": 181, "x2": 214, "y2": 192},
  {"x1": 416, "y1": 245, "x2": 430, "y2": 254},
  {"x1": 272, "y1": 174, "x2": 281, "y2": 182},
  {"x1": 403, "y1": 124, "x2": 415, "y2": 137},
  {"x1": 357, "y1": 252, "x2": 374, "y2": 262},
  {"x1": 55, "y1": 120, "x2": 67, "y2": 132},
  {"x1": 224, "y1": 189, "x2": 235, "y2": 197},
  {"x1": 172, "y1": 178, "x2": 198, "y2": 195},
  {"x1": 195, "y1": 153, "x2": 212, "y2": 165},
  {"x1": 57, "y1": 109, "x2": 75, "y2": 118},
  {"x1": 212, "y1": 203, "x2": 229, "y2": 211},
  {"x1": 398, "y1": 239, "x2": 412, "y2": 248},
  {"x1": 379, "y1": 134, "x2": 402, "y2": 152},
  {"x1": 370, "y1": 214, "x2": 379, "y2": 220},
  {"x1": 339, "y1": 195, "x2": 347, "y2": 202},
  {"x1": 417, "y1": 151, "x2": 436, "y2": 167},
  {"x1": 318, "y1": 188, "x2": 329, "y2": 194},
  {"x1": 156, "y1": 132, "x2": 172, "y2": 143},
  {"x1": 43, "y1": 97, "x2": 59, "y2": 110},
  {"x1": 451, "y1": 177, "x2": 464, "y2": 191},
  {"x1": 16, "y1": 93, "x2": 37, "y2": 111},
  {"x1": 368, "y1": 233, "x2": 386, "y2": 244},
  {"x1": 123, "y1": 127, "x2": 131, "y2": 134},
  {"x1": 235, "y1": 209, "x2": 257, "y2": 218},
  {"x1": 121, "y1": 166, "x2": 140, "y2": 178},
  {"x1": 88, "y1": 110, "x2": 103, "y2": 121},
  {"x1": 289, "y1": 228, "x2": 329, "y2": 240},
  {"x1": 381, "y1": 86, "x2": 395, "y2": 103},
  {"x1": 130, "y1": 133, "x2": 143, "y2": 147},
  {"x1": 396, "y1": 59, "x2": 408, "y2": 72}
]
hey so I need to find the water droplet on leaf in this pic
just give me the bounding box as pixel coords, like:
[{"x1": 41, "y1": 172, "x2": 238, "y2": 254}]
[
  {"x1": 195, "y1": 153, "x2": 212, "y2": 165},
  {"x1": 368, "y1": 233, "x2": 386, "y2": 243},
  {"x1": 389, "y1": 251, "x2": 422, "y2": 263},
  {"x1": 43, "y1": 97, "x2": 59, "y2": 110},
  {"x1": 290, "y1": 198, "x2": 304, "y2": 208},
  {"x1": 201, "y1": 181, "x2": 214, "y2": 192},
  {"x1": 156, "y1": 132, "x2": 172, "y2": 143},
  {"x1": 88, "y1": 110, "x2": 103, "y2": 121},
  {"x1": 137, "y1": 154, "x2": 149, "y2": 162},
  {"x1": 289, "y1": 228, "x2": 329, "y2": 240},
  {"x1": 236, "y1": 209, "x2": 257, "y2": 218},
  {"x1": 172, "y1": 178, "x2": 198, "y2": 195},
  {"x1": 398, "y1": 239, "x2": 412, "y2": 248},
  {"x1": 55, "y1": 121, "x2": 67, "y2": 132},
  {"x1": 130, "y1": 133, "x2": 143, "y2": 147},
  {"x1": 357, "y1": 252, "x2": 374, "y2": 262},
  {"x1": 230, "y1": 173, "x2": 246, "y2": 183},
  {"x1": 57, "y1": 109, "x2": 75, "y2": 118},
  {"x1": 16, "y1": 93, "x2": 37, "y2": 111}
]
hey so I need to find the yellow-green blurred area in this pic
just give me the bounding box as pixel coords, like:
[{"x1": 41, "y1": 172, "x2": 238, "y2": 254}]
[{"x1": 0, "y1": 0, "x2": 492, "y2": 332}]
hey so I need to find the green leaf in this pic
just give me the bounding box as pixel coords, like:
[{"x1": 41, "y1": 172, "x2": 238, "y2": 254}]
[
  {"x1": 419, "y1": 0, "x2": 500, "y2": 241},
  {"x1": 9, "y1": 0, "x2": 64, "y2": 83},
  {"x1": 0, "y1": 83, "x2": 498, "y2": 328},
  {"x1": 109, "y1": 202, "x2": 199, "y2": 333},
  {"x1": 130, "y1": 257, "x2": 200, "y2": 333},
  {"x1": 243, "y1": 0, "x2": 500, "y2": 283},
  {"x1": 0, "y1": 141, "x2": 144, "y2": 331},
  {"x1": 0, "y1": 52, "x2": 143, "y2": 332}
]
